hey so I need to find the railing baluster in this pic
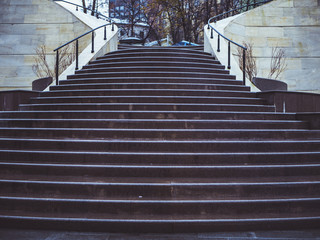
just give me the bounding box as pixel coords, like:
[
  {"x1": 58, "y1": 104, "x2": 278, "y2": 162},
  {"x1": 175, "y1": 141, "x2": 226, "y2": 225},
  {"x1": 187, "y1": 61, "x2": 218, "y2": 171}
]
[
  {"x1": 227, "y1": 41, "x2": 231, "y2": 69},
  {"x1": 210, "y1": 28, "x2": 213, "y2": 39},
  {"x1": 75, "y1": 40, "x2": 79, "y2": 70},
  {"x1": 243, "y1": 49, "x2": 246, "y2": 85},
  {"x1": 112, "y1": 23, "x2": 114, "y2": 31},
  {"x1": 104, "y1": 26, "x2": 107, "y2": 40},
  {"x1": 91, "y1": 31, "x2": 94, "y2": 53},
  {"x1": 56, "y1": 50, "x2": 59, "y2": 85},
  {"x1": 217, "y1": 35, "x2": 220, "y2": 52}
]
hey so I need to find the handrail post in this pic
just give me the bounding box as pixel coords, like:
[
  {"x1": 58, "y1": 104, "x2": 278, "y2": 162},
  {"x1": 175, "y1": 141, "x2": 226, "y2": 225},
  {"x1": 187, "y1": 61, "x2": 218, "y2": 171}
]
[
  {"x1": 210, "y1": 28, "x2": 213, "y2": 39},
  {"x1": 112, "y1": 23, "x2": 114, "y2": 31},
  {"x1": 243, "y1": 49, "x2": 246, "y2": 85},
  {"x1": 217, "y1": 35, "x2": 220, "y2": 52},
  {"x1": 91, "y1": 31, "x2": 94, "y2": 53},
  {"x1": 104, "y1": 26, "x2": 107, "y2": 40},
  {"x1": 227, "y1": 41, "x2": 231, "y2": 69},
  {"x1": 55, "y1": 50, "x2": 59, "y2": 85},
  {"x1": 75, "y1": 40, "x2": 79, "y2": 70}
]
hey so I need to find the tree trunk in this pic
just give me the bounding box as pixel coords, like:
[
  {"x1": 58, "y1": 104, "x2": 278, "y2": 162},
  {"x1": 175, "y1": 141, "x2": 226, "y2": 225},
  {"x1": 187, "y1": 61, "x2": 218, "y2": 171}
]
[
  {"x1": 82, "y1": 0, "x2": 87, "y2": 13},
  {"x1": 91, "y1": 0, "x2": 97, "y2": 16}
]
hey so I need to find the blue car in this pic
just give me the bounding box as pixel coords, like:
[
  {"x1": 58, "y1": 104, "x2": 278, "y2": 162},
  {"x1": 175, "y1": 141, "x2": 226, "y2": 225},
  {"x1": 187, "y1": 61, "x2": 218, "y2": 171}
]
[{"x1": 174, "y1": 40, "x2": 199, "y2": 46}]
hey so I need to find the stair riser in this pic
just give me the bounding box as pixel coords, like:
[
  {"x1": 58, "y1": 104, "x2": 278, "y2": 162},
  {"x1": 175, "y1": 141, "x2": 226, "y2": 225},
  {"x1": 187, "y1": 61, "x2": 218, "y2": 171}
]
[
  {"x1": 0, "y1": 120, "x2": 307, "y2": 130},
  {"x1": 1, "y1": 181, "x2": 319, "y2": 200},
  {"x1": 96, "y1": 52, "x2": 214, "y2": 61},
  {"x1": 92, "y1": 57, "x2": 220, "y2": 65},
  {"x1": 50, "y1": 84, "x2": 248, "y2": 92},
  {"x1": 19, "y1": 104, "x2": 275, "y2": 112},
  {"x1": 106, "y1": 48, "x2": 209, "y2": 55},
  {"x1": 75, "y1": 67, "x2": 229, "y2": 75},
  {"x1": 1, "y1": 163, "x2": 319, "y2": 178},
  {"x1": 29, "y1": 97, "x2": 265, "y2": 105},
  {"x1": 1, "y1": 198, "x2": 319, "y2": 218},
  {"x1": 41, "y1": 90, "x2": 254, "y2": 98},
  {"x1": 1, "y1": 139, "x2": 320, "y2": 152},
  {"x1": 0, "y1": 216, "x2": 319, "y2": 233},
  {"x1": 0, "y1": 112, "x2": 297, "y2": 120},
  {"x1": 82, "y1": 62, "x2": 225, "y2": 70},
  {"x1": 66, "y1": 72, "x2": 237, "y2": 81},
  {"x1": 1, "y1": 151, "x2": 319, "y2": 166},
  {"x1": 59, "y1": 78, "x2": 242, "y2": 86},
  {"x1": 0, "y1": 129, "x2": 317, "y2": 140}
]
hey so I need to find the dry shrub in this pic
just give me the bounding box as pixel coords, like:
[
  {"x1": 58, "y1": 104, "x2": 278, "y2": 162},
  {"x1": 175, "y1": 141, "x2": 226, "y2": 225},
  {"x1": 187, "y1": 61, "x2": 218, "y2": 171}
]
[
  {"x1": 236, "y1": 42, "x2": 257, "y2": 83},
  {"x1": 237, "y1": 43, "x2": 287, "y2": 82},
  {"x1": 268, "y1": 46, "x2": 287, "y2": 80},
  {"x1": 32, "y1": 44, "x2": 76, "y2": 80}
]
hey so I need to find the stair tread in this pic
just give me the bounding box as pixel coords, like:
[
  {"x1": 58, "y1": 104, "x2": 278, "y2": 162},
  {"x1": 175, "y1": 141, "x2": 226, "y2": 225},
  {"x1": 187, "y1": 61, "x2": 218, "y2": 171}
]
[{"x1": 1, "y1": 214, "x2": 320, "y2": 221}]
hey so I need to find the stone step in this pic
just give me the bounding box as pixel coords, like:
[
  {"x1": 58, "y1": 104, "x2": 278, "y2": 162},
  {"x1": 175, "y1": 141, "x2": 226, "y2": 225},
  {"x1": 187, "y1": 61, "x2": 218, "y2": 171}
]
[
  {"x1": 1, "y1": 196, "x2": 319, "y2": 220},
  {"x1": 1, "y1": 150, "x2": 319, "y2": 166},
  {"x1": 50, "y1": 83, "x2": 248, "y2": 92},
  {"x1": 0, "y1": 111, "x2": 297, "y2": 120},
  {"x1": 96, "y1": 51, "x2": 214, "y2": 61},
  {"x1": 91, "y1": 56, "x2": 221, "y2": 65},
  {"x1": 75, "y1": 66, "x2": 230, "y2": 75},
  {"x1": 0, "y1": 162, "x2": 320, "y2": 182},
  {"x1": 41, "y1": 89, "x2": 254, "y2": 98},
  {"x1": 66, "y1": 72, "x2": 237, "y2": 81},
  {"x1": 0, "y1": 119, "x2": 306, "y2": 130},
  {"x1": 18, "y1": 103, "x2": 275, "y2": 112},
  {"x1": 29, "y1": 96, "x2": 265, "y2": 105},
  {"x1": 107, "y1": 47, "x2": 209, "y2": 56},
  {"x1": 0, "y1": 214, "x2": 319, "y2": 232},
  {"x1": 82, "y1": 61, "x2": 225, "y2": 70},
  {"x1": 117, "y1": 45, "x2": 205, "y2": 52},
  {"x1": 1, "y1": 179, "x2": 319, "y2": 200},
  {"x1": 0, "y1": 138, "x2": 319, "y2": 152},
  {"x1": 1, "y1": 128, "x2": 318, "y2": 140},
  {"x1": 58, "y1": 77, "x2": 242, "y2": 86}
]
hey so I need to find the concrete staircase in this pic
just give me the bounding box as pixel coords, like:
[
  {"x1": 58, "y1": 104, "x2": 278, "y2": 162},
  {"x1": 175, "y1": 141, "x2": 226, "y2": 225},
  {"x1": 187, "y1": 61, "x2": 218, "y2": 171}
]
[{"x1": 0, "y1": 46, "x2": 320, "y2": 232}]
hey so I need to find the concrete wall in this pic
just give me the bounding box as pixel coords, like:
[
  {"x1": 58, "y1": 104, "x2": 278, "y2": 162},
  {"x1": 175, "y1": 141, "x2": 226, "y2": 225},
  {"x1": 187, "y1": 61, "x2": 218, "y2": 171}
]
[
  {"x1": 0, "y1": 0, "x2": 91, "y2": 91},
  {"x1": 224, "y1": 0, "x2": 320, "y2": 93}
]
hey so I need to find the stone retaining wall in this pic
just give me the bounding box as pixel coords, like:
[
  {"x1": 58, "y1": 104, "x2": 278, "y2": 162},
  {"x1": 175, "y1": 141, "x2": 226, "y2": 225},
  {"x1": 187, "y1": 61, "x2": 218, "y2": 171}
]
[
  {"x1": 0, "y1": 0, "x2": 91, "y2": 91},
  {"x1": 224, "y1": 0, "x2": 320, "y2": 93}
]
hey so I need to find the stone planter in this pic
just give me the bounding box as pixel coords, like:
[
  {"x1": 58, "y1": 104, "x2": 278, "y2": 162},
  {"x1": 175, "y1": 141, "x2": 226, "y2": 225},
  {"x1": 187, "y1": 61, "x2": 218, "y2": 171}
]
[{"x1": 252, "y1": 77, "x2": 288, "y2": 91}]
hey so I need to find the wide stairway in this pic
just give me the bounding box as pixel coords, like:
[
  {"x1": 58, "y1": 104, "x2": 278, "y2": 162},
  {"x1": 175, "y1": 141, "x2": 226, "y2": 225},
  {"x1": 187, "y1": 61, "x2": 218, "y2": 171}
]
[{"x1": 0, "y1": 46, "x2": 319, "y2": 232}]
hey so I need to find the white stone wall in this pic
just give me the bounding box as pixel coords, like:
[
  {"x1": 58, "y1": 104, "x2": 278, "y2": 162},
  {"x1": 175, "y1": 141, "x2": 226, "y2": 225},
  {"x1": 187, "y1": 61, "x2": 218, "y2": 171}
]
[
  {"x1": 0, "y1": 0, "x2": 91, "y2": 91},
  {"x1": 224, "y1": 0, "x2": 320, "y2": 93}
]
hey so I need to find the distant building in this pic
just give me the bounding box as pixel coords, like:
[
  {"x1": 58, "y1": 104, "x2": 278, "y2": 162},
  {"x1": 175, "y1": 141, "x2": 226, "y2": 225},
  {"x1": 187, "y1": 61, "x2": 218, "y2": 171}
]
[{"x1": 108, "y1": 0, "x2": 148, "y2": 40}]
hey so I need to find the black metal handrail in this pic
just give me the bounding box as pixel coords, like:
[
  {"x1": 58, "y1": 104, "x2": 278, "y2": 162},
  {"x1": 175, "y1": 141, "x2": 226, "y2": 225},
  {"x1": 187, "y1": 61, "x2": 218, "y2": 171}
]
[
  {"x1": 207, "y1": 0, "x2": 272, "y2": 85},
  {"x1": 53, "y1": 0, "x2": 113, "y2": 23},
  {"x1": 53, "y1": 23, "x2": 115, "y2": 85}
]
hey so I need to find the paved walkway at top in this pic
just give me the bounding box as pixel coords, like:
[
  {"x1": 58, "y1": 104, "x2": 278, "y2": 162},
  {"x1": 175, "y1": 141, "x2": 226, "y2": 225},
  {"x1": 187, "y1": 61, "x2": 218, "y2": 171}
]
[{"x1": 1, "y1": 229, "x2": 320, "y2": 240}]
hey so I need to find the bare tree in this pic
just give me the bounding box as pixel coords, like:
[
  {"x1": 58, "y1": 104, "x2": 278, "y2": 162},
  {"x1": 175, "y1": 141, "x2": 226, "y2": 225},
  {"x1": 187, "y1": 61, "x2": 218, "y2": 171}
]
[
  {"x1": 141, "y1": 0, "x2": 166, "y2": 44},
  {"x1": 114, "y1": 0, "x2": 141, "y2": 37}
]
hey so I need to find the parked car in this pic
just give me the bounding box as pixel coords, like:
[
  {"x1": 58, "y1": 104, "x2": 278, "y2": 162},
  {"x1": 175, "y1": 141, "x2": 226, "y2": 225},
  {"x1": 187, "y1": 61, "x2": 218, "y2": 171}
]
[
  {"x1": 119, "y1": 37, "x2": 144, "y2": 45},
  {"x1": 173, "y1": 40, "x2": 199, "y2": 46}
]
